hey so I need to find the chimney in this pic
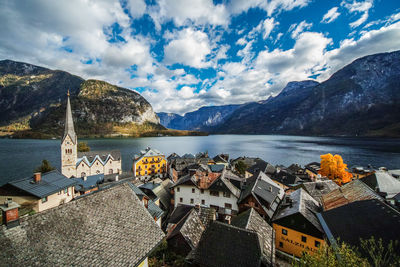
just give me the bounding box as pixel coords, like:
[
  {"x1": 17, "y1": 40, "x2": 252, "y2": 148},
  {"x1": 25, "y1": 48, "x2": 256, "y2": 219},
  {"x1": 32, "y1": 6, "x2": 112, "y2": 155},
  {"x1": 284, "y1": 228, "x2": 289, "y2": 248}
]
[
  {"x1": 33, "y1": 172, "x2": 41, "y2": 183},
  {"x1": 1, "y1": 198, "x2": 20, "y2": 228}
]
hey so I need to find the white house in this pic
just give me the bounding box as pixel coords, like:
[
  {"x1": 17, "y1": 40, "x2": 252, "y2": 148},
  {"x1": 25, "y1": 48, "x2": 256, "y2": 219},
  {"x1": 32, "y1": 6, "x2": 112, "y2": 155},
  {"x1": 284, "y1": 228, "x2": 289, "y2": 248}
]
[{"x1": 172, "y1": 170, "x2": 240, "y2": 222}]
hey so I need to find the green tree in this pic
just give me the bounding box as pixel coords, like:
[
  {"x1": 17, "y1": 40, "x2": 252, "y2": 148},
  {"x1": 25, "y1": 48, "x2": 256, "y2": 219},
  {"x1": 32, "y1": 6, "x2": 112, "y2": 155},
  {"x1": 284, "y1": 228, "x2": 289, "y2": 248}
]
[
  {"x1": 294, "y1": 242, "x2": 369, "y2": 267},
  {"x1": 34, "y1": 159, "x2": 55, "y2": 173},
  {"x1": 360, "y1": 237, "x2": 400, "y2": 267},
  {"x1": 235, "y1": 161, "x2": 248, "y2": 176},
  {"x1": 78, "y1": 141, "x2": 90, "y2": 152},
  {"x1": 148, "y1": 240, "x2": 185, "y2": 267}
]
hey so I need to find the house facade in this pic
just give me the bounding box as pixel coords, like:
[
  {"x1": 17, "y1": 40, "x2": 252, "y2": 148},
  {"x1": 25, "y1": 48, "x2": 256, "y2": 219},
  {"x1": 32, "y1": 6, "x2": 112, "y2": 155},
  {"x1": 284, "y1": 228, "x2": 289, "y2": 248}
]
[
  {"x1": 133, "y1": 147, "x2": 167, "y2": 180},
  {"x1": 0, "y1": 171, "x2": 77, "y2": 212},
  {"x1": 272, "y1": 189, "x2": 325, "y2": 258},
  {"x1": 172, "y1": 171, "x2": 240, "y2": 221},
  {"x1": 61, "y1": 91, "x2": 121, "y2": 178}
]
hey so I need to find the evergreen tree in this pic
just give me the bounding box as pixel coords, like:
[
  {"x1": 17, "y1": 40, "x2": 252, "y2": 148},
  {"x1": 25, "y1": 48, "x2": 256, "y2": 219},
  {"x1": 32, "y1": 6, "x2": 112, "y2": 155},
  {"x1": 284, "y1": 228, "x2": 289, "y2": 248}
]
[{"x1": 35, "y1": 159, "x2": 55, "y2": 173}]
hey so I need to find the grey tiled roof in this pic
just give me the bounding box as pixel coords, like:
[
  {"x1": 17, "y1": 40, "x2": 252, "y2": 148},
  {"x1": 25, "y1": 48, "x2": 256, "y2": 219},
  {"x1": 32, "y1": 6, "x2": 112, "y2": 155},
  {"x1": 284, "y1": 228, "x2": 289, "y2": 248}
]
[
  {"x1": 362, "y1": 171, "x2": 400, "y2": 198},
  {"x1": 167, "y1": 209, "x2": 205, "y2": 250},
  {"x1": 148, "y1": 199, "x2": 164, "y2": 219},
  {"x1": 190, "y1": 221, "x2": 262, "y2": 267},
  {"x1": 152, "y1": 179, "x2": 173, "y2": 210},
  {"x1": 8, "y1": 170, "x2": 77, "y2": 198},
  {"x1": 78, "y1": 150, "x2": 121, "y2": 162},
  {"x1": 209, "y1": 164, "x2": 226, "y2": 172},
  {"x1": 0, "y1": 183, "x2": 165, "y2": 266},
  {"x1": 239, "y1": 171, "x2": 284, "y2": 218},
  {"x1": 72, "y1": 174, "x2": 104, "y2": 191},
  {"x1": 273, "y1": 188, "x2": 323, "y2": 233},
  {"x1": 299, "y1": 180, "x2": 339, "y2": 205},
  {"x1": 232, "y1": 208, "x2": 275, "y2": 266}
]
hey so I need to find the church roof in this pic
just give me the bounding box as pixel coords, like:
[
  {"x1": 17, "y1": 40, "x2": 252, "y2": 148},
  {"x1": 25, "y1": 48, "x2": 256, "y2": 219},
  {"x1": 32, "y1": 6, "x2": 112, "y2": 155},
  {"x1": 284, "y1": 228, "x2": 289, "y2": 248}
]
[
  {"x1": 62, "y1": 93, "x2": 76, "y2": 144},
  {"x1": 76, "y1": 150, "x2": 121, "y2": 167}
]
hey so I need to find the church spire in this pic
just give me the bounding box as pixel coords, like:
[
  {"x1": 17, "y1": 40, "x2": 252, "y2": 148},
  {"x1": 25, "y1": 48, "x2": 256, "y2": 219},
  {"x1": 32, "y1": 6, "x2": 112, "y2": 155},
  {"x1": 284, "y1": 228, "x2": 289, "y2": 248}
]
[{"x1": 63, "y1": 90, "x2": 76, "y2": 143}]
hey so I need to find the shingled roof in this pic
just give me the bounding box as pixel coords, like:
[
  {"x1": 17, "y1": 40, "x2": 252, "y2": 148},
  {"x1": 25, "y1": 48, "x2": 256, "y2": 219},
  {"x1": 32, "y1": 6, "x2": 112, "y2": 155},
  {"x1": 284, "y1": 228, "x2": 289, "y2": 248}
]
[
  {"x1": 0, "y1": 183, "x2": 165, "y2": 266},
  {"x1": 361, "y1": 171, "x2": 400, "y2": 198},
  {"x1": 167, "y1": 209, "x2": 205, "y2": 250},
  {"x1": 232, "y1": 208, "x2": 275, "y2": 266},
  {"x1": 273, "y1": 188, "x2": 324, "y2": 237},
  {"x1": 7, "y1": 170, "x2": 77, "y2": 198},
  {"x1": 239, "y1": 171, "x2": 285, "y2": 219},
  {"x1": 189, "y1": 221, "x2": 262, "y2": 267},
  {"x1": 297, "y1": 180, "x2": 339, "y2": 205},
  {"x1": 322, "y1": 179, "x2": 383, "y2": 211},
  {"x1": 318, "y1": 199, "x2": 400, "y2": 258}
]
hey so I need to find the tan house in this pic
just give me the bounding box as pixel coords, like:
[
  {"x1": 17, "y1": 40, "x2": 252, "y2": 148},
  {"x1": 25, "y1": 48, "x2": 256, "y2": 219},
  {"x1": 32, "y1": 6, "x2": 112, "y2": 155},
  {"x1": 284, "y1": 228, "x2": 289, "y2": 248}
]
[{"x1": 0, "y1": 171, "x2": 77, "y2": 212}]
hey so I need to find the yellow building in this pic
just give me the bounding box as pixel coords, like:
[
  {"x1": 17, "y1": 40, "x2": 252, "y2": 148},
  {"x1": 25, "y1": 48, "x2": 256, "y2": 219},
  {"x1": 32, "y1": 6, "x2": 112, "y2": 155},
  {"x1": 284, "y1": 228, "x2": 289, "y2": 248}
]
[
  {"x1": 133, "y1": 147, "x2": 167, "y2": 180},
  {"x1": 272, "y1": 188, "x2": 325, "y2": 258}
]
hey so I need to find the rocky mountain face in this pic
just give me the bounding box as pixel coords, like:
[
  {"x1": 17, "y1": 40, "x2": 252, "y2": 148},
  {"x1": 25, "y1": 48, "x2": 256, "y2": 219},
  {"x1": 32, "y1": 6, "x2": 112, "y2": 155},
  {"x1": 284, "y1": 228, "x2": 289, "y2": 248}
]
[
  {"x1": 158, "y1": 104, "x2": 241, "y2": 131},
  {"x1": 0, "y1": 60, "x2": 163, "y2": 138},
  {"x1": 214, "y1": 50, "x2": 400, "y2": 136}
]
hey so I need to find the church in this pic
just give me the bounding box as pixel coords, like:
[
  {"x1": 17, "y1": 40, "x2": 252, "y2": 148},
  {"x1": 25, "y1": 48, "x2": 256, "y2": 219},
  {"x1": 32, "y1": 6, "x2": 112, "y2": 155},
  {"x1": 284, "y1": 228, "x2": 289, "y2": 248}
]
[{"x1": 61, "y1": 92, "x2": 122, "y2": 178}]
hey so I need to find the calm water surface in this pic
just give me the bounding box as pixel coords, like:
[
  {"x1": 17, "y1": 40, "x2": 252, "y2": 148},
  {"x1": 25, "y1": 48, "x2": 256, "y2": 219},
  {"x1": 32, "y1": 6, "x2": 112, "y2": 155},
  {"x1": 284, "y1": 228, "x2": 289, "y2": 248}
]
[{"x1": 1, "y1": 135, "x2": 400, "y2": 185}]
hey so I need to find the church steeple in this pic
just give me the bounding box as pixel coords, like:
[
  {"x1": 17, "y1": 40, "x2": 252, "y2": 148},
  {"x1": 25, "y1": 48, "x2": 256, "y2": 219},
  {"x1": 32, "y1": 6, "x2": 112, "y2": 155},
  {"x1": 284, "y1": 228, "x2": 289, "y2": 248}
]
[
  {"x1": 63, "y1": 90, "x2": 76, "y2": 144},
  {"x1": 61, "y1": 90, "x2": 77, "y2": 178}
]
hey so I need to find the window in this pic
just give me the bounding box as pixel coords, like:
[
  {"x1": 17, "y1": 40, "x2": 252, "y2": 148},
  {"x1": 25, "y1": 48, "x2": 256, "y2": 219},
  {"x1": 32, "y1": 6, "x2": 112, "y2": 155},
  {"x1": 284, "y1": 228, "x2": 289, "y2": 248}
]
[
  {"x1": 223, "y1": 192, "x2": 231, "y2": 198},
  {"x1": 224, "y1": 203, "x2": 232, "y2": 209},
  {"x1": 158, "y1": 164, "x2": 160, "y2": 167},
  {"x1": 315, "y1": 241, "x2": 320, "y2": 248},
  {"x1": 282, "y1": 229, "x2": 288, "y2": 235},
  {"x1": 96, "y1": 170, "x2": 100, "y2": 174},
  {"x1": 200, "y1": 189, "x2": 204, "y2": 194},
  {"x1": 192, "y1": 188, "x2": 195, "y2": 193},
  {"x1": 190, "y1": 198, "x2": 194, "y2": 204},
  {"x1": 64, "y1": 188, "x2": 68, "y2": 194},
  {"x1": 177, "y1": 187, "x2": 180, "y2": 192},
  {"x1": 180, "y1": 198, "x2": 183, "y2": 203},
  {"x1": 279, "y1": 242, "x2": 283, "y2": 248},
  {"x1": 41, "y1": 197, "x2": 48, "y2": 203},
  {"x1": 145, "y1": 171, "x2": 147, "y2": 174},
  {"x1": 301, "y1": 236, "x2": 307, "y2": 243},
  {"x1": 210, "y1": 191, "x2": 219, "y2": 197},
  {"x1": 201, "y1": 199, "x2": 205, "y2": 205},
  {"x1": 82, "y1": 164, "x2": 84, "y2": 167},
  {"x1": 109, "y1": 169, "x2": 113, "y2": 174}
]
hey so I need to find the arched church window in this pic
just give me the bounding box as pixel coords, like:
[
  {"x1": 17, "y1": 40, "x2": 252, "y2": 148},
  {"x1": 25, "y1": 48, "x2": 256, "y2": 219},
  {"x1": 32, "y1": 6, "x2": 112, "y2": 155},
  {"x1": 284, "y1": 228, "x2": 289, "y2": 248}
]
[
  {"x1": 109, "y1": 169, "x2": 113, "y2": 174},
  {"x1": 81, "y1": 172, "x2": 86, "y2": 177},
  {"x1": 96, "y1": 170, "x2": 100, "y2": 174}
]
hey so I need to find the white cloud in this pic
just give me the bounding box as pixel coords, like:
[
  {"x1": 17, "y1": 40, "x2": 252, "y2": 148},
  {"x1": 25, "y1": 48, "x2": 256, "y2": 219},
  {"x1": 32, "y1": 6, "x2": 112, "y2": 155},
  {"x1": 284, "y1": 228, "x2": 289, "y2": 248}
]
[
  {"x1": 341, "y1": 0, "x2": 373, "y2": 28},
  {"x1": 321, "y1": 7, "x2": 341, "y2": 24},
  {"x1": 263, "y1": 18, "x2": 279, "y2": 39},
  {"x1": 228, "y1": 0, "x2": 311, "y2": 16},
  {"x1": 290, "y1": 20, "x2": 313, "y2": 38},
  {"x1": 127, "y1": 0, "x2": 146, "y2": 18},
  {"x1": 150, "y1": 0, "x2": 229, "y2": 27},
  {"x1": 164, "y1": 28, "x2": 211, "y2": 68},
  {"x1": 322, "y1": 20, "x2": 400, "y2": 79},
  {"x1": 236, "y1": 38, "x2": 247, "y2": 46}
]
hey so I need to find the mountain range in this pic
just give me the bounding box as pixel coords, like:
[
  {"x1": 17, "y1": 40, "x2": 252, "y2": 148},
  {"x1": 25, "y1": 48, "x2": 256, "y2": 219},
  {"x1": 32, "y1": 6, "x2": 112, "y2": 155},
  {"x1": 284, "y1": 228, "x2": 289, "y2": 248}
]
[
  {"x1": 159, "y1": 50, "x2": 400, "y2": 137},
  {"x1": 0, "y1": 60, "x2": 165, "y2": 138}
]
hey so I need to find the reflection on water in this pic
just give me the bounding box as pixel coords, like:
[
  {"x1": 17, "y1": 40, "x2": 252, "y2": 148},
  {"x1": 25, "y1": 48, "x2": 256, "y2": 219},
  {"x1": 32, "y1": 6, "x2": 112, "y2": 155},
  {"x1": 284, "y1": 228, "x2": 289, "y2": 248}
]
[{"x1": 1, "y1": 135, "x2": 400, "y2": 185}]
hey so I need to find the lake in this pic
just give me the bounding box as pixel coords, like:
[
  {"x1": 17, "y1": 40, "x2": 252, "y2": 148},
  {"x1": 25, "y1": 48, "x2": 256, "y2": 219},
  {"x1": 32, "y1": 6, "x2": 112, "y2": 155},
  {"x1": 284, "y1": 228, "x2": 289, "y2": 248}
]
[{"x1": 1, "y1": 135, "x2": 400, "y2": 185}]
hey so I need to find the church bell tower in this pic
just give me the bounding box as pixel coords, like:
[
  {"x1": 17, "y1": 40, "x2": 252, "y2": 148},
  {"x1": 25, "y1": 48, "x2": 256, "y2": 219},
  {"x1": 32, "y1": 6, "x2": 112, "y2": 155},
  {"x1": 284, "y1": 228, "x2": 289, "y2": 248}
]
[{"x1": 61, "y1": 90, "x2": 77, "y2": 178}]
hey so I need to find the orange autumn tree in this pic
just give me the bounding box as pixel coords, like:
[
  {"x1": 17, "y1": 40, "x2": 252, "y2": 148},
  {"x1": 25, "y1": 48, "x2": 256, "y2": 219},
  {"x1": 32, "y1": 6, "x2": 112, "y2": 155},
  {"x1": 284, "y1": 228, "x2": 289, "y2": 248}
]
[{"x1": 319, "y1": 154, "x2": 353, "y2": 185}]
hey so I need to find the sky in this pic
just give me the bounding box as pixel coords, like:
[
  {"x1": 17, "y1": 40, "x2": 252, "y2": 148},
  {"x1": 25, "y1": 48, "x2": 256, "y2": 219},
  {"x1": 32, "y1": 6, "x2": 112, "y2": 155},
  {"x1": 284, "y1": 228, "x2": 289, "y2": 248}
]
[{"x1": 1, "y1": 0, "x2": 400, "y2": 115}]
